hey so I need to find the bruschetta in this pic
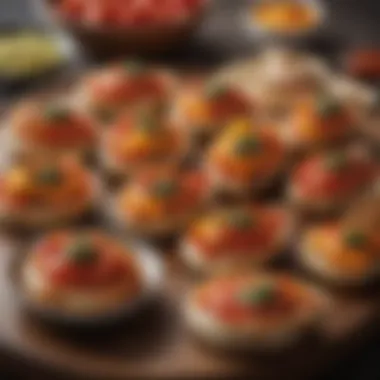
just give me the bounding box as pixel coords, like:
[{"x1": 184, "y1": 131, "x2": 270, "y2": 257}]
[
  {"x1": 0, "y1": 157, "x2": 98, "y2": 227},
  {"x1": 113, "y1": 166, "x2": 208, "y2": 236},
  {"x1": 10, "y1": 100, "x2": 98, "y2": 158},
  {"x1": 181, "y1": 204, "x2": 294, "y2": 272},
  {"x1": 185, "y1": 272, "x2": 328, "y2": 349},
  {"x1": 300, "y1": 223, "x2": 380, "y2": 284},
  {"x1": 205, "y1": 119, "x2": 287, "y2": 196},
  {"x1": 22, "y1": 230, "x2": 142, "y2": 316}
]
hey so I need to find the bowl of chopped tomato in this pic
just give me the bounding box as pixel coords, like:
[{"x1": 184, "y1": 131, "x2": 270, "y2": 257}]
[{"x1": 48, "y1": 0, "x2": 210, "y2": 58}]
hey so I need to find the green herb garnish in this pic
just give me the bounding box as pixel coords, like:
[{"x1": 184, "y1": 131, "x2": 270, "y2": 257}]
[
  {"x1": 94, "y1": 107, "x2": 116, "y2": 124},
  {"x1": 344, "y1": 231, "x2": 367, "y2": 249},
  {"x1": 137, "y1": 110, "x2": 160, "y2": 134},
  {"x1": 35, "y1": 167, "x2": 62, "y2": 186},
  {"x1": 204, "y1": 83, "x2": 227, "y2": 100},
  {"x1": 66, "y1": 238, "x2": 99, "y2": 266},
  {"x1": 44, "y1": 105, "x2": 70, "y2": 123},
  {"x1": 317, "y1": 95, "x2": 341, "y2": 118},
  {"x1": 234, "y1": 136, "x2": 261, "y2": 156},
  {"x1": 123, "y1": 60, "x2": 146, "y2": 76},
  {"x1": 238, "y1": 283, "x2": 276, "y2": 306},
  {"x1": 152, "y1": 180, "x2": 178, "y2": 198},
  {"x1": 325, "y1": 152, "x2": 347, "y2": 172},
  {"x1": 227, "y1": 210, "x2": 254, "y2": 230}
]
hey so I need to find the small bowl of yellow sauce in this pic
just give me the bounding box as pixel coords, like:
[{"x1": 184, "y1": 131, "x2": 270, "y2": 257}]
[
  {"x1": 248, "y1": 0, "x2": 325, "y2": 42},
  {"x1": 0, "y1": 28, "x2": 76, "y2": 85}
]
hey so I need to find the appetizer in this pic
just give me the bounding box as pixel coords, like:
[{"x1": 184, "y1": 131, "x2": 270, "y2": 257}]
[
  {"x1": 173, "y1": 81, "x2": 253, "y2": 143},
  {"x1": 289, "y1": 148, "x2": 377, "y2": 215},
  {"x1": 185, "y1": 273, "x2": 327, "y2": 349},
  {"x1": 78, "y1": 61, "x2": 176, "y2": 123},
  {"x1": 10, "y1": 100, "x2": 97, "y2": 157},
  {"x1": 300, "y1": 223, "x2": 380, "y2": 284},
  {"x1": 284, "y1": 93, "x2": 354, "y2": 150},
  {"x1": 181, "y1": 205, "x2": 293, "y2": 272},
  {"x1": 102, "y1": 107, "x2": 186, "y2": 177},
  {"x1": 0, "y1": 157, "x2": 98, "y2": 227},
  {"x1": 205, "y1": 120, "x2": 287, "y2": 195},
  {"x1": 113, "y1": 167, "x2": 208, "y2": 236},
  {"x1": 22, "y1": 230, "x2": 142, "y2": 316}
]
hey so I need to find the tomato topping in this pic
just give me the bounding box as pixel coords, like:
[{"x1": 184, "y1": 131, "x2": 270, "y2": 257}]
[
  {"x1": 291, "y1": 96, "x2": 352, "y2": 143},
  {"x1": 105, "y1": 111, "x2": 180, "y2": 164},
  {"x1": 196, "y1": 276, "x2": 300, "y2": 324},
  {"x1": 189, "y1": 206, "x2": 286, "y2": 256},
  {"x1": 293, "y1": 153, "x2": 375, "y2": 199},
  {"x1": 121, "y1": 168, "x2": 206, "y2": 222},
  {"x1": 210, "y1": 127, "x2": 285, "y2": 182},
  {"x1": 13, "y1": 103, "x2": 96, "y2": 148},
  {"x1": 33, "y1": 232, "x2": 138, "y2": 288},
  {"x1": 204, "y1": 85, "x2": 251, "y2": 122},
  {"x1": 306, "y1": 224, "x2": 380, "y2": 274},
  {"x1": 86, "y1": 65, "x2": 170, "y2": 116},
  {"x1": 0, "y1": 159, "x2": 92, "y2": 210},
  {"x1": 181, "y1": 84, "x2": 252, "y2": 130}
]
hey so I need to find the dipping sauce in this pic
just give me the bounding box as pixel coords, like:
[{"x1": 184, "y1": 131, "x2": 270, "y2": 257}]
[
  {"x1": 252, "y1": 0, "x2": 320, "y2": 34},
  {"x1": 0, "y1": 32, "x2": 63, "y2": 79}
]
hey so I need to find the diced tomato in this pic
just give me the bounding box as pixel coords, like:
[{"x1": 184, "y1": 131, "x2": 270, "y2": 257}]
[
  {"x1": 190, "y1": 207, "x2": 286, "y2": 255},
  {"x1": 293, "y1": 156, "x2": 375, "y2": 198},
  {"x1": 34, "y1": 232, "x2": 135, "y2": 287},
  {"x1": 197, "y1": 277, "x2": 296, "y2": 324},
  {"x1": 133, "y1": 169, "x2": 205, "y2": 215},
  {"x1": 207, "y1": 91, "x2": 251, "y2": 122},
  {"x1": 182, "y1": 171, "x2": 207, "y2": 197},
  {"x1": 88, "y1": 70, "x2": 167, "y2": 108},
  {"x1": 33, "y1": 116, "x2": 96, "y2": 147}
]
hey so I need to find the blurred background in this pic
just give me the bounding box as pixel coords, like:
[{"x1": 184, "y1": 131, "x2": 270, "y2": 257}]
[{"x1": 0, "y1": 0, "x2": 380, "y2": 379}]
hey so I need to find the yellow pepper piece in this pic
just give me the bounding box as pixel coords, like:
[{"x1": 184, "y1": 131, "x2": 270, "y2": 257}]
[{"x1": 6, "y1": 168, "x2": 31, "y2": 193}]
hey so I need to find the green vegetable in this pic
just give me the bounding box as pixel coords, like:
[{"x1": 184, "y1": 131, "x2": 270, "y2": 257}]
[
  {"x1": 66, "y1": 238, "x2": 99, "y2": 265},
  {"x1": 234, "y1": 137, "x2": 261, "y2": 156},
  {"x1": 325, "y1": 152, "x2": 347, "y2": 172},
  {"x1": 94, "y1": 107, "x2": 116, "y2": 124},
  {"x1": 0, "y1": 32, "x2": 63, "y2": 78},
  {"x1": 344, "y1": 231, "x2": 367, "y2": 249},
  {"x1": 227, "y1": 210, "x2": 254, "y2": 230},
  {"x1": 44, "y1": 105, "x2": 70, "y2": 123},
  {"x1": 123, "y1": 60, "x2": 146, "y2": 76},
  {"x1": 137, "y1": 110, "x2": 160, "y2": 134},
  {"x1": 238, "y1": 283, "x2": 276, "y2": 306},
  {"x1": 317, "y1": 95, "x2": 341, "y2": 118},
  {"x1": 35, "y1": 167, "x2": 62, "y2": 186},
  {"x1": 152, "y1": 180, "x2": 178, "y2": 198},
  {"x1": 204, "y1": 83, "x2": 227, "y2": 100}
]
